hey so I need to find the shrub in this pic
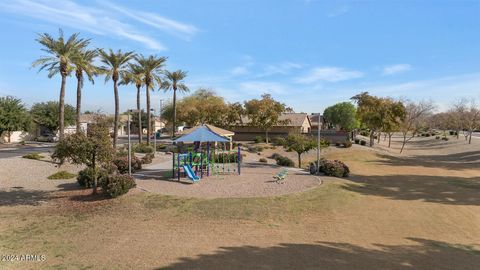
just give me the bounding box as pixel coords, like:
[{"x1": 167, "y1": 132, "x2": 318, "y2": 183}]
[
  {"x1": 47, "y1": 171, "x2": 76, "y2": 180},
  {"x1": 102, "y1": 174, "x2": 136, "y2": 198},
  {"x1": 323, "y1": 160, "x2": 350, "y2": 177},
  {"x1": 156, "y1": 144, "x2": 167, "y2": 151},
  {"x1": 77, "y1": 167, "x2": 109, "y2": 188},
  {"x1": 272, "y1": 137, "x2": 285, "y2": 146},
  {"x1": 344, "y1": 140, "x2": 352, "y2": 148},
  {"x1": 449, "y1": 131, "x2": 454, "y2": 136},
  {"x1": 442, "y1": 137, "x2": 449, "y2": 141},
  {"x1": 436, "y1": 136, "x2": 441, "y2": 139},
  {"x1": 247, "y1": 145, "x2": 263, "y2": 153},
  {"x1": 425, "y1": 133, "x2": 431, "y2": 137},
  {"x1": 141, "y1": 153, "x2": 155, "y2": 164},
  {"x1": 133, "y1": 143, "x2": 154, "y2": 154},
  {"x1": 113, "y1": 156, "x2": 142, "y2": 174},
  {"x1": 269, "y1": 153, "x2": 281, "y2": 160},
  {"x1": 22, "y1": 153, "x2": 44, "y2": 160},
  {"x1": 309, "y1": 159, "x2": 349, "y2": 177},
  {"x1": 275, "y1": 155, "x2": 295, "y2": 167},
  {"x1": 254, "y1": 136, "x2": 265, "y2": 143},
  {"x1": 321, "y1": 139, "x2": 330, "y2": 147},
  {"x1": 421, "y1": 133, "x2": 426, "y2": 137},
  {"x1": 360, "y1": 140, "x2": 367, "y2": 146},
  {"x1": 335, "y1": 141, "x2": 341, "y2": 147},
  {"x1": 354, "y1": 138, "x2": 360, "y2": 144},
  {"x1": 259, "y1": 158, "x2": 267, "y2": 163},
  {"x1": 213, "y1": 152, "x2": 239, "y2": 163}
]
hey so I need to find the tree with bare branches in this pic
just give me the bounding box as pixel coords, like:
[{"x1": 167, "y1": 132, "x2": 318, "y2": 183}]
[{"x1": 399, "y1": 101, "x2": 435, "y2": 153}]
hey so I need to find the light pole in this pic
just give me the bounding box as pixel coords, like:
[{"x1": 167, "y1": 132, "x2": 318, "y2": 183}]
[
  {"x1": 316, "y1": 113, "x2": 321, "y2": 174},
  {"x1": 127, "y1": 110, "x2": 132, "y2": 176},
  {"x1": 150, "y1": 108, "x2": 156, "y2": 154},
  {"x1": 159, "y1": 99, "x2": 164, "y2": 138}
]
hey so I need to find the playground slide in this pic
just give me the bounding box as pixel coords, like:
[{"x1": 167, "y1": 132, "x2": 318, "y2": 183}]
[{"x1": 183, "y1": 164, "x2": 200, "y2": 182}]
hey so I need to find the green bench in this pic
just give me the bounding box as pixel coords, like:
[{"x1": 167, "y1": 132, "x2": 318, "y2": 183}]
[{"x1": 273, "y1": 169, "x2": 288, "y2": 184}]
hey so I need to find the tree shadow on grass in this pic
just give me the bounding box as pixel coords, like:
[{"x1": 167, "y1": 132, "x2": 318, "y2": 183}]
[
  {"x1": 0, "y1": 188, "x2": 52, "y2": 206},
  {"x1": 158, "y1": 238, "x2": 479, "y2": 270},
  {"x1": 55, "y1": 183, "x2": 110, "y2": 202},
  {"x1": 343, "y1": 174, "x2": 480, "y2": 206},
  {"x1": 375, "y1": 151, "x2": 480, "y2": 170}
]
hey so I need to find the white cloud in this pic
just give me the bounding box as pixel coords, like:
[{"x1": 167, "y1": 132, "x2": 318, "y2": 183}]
[
  {"x1": 0, "y1": 0, "x2": 195, "y2": 50},
  {"x1": 259, "y1": 62, "x2": 302, "y2": 77},
  {"x1": 231, "y1": 66, "x2": 249, "y2": 76},
  {"x1": 295, "y1": 66, "x2": 364, "y2": 83},
  {"x1": 239, "y1": 81, "x2": 288, "y2": 94},
  {"x1": 102, "y1": 1, "x2": 198, "y2": 40},
  {"x1": 229, "y1": 55, "x2": 255, "y2": 76},
  {"x1": 382, "y1": 64, "x2": 412, "y2": 75}
]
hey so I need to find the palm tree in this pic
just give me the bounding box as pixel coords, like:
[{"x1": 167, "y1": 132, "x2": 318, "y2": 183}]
[
  {"x1": 120, "y1": 63, "x2": 145, "y2": 143},
  {"x1": 98, "y1": 49, "x2": 135, "y2": 148},
  {"x1": 135, "y1": 55, "x2": 167, "y2": 145},
  {"x1": 72, "y1": 49, "x2": 98, "y2": 133},
  {"x1": 162, "y1": 70, "x2": 189, "y2": 137},
  {"x1": 32, "y1": 29, "x2": 89, "y2": 139}
]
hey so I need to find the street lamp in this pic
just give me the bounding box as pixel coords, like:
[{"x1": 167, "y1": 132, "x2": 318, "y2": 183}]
[
  {"x1": 127, "y1": 109, "x2": 132, "y2": 176},
  {"x1": 150, "y1": 108, "x2": 156, "y2": 154},
  {"x1": 316, "y1": 113, "x2": 321, "y2": 174},
  {"x1": 127, "y1": 109, "x2": 140, "y2": 176}
]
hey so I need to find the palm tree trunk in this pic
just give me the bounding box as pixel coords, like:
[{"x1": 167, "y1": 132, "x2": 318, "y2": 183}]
[
  {"x1": 146, "y1": 85, "x2": 151, "y2": 145},
  {"x1": 59, "y1": 74, "x2": 66, "y2": 140},
  {"x1": 172, "y1": 88, "x2": 177, "y2": 138},
  {"x1": 137, "y1": 85, "x2": 142, "y2": 144},
  {"x1": 113, "y1": 79, "x2": 119, "y2": 148},
  {"x1": 298, "y1": 153, "x2": 302, "y2": 168},
  {"x1": 76, "y1": 76, "x2": 82, "y2": 133}
]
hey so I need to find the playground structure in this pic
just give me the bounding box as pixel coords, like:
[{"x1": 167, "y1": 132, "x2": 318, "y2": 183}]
[{"x1": 172, "y1": 125, "x2": 241, "y2": 182}]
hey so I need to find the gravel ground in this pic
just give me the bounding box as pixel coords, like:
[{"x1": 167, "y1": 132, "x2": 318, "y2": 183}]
[
  {"x1": 135, "y1": 162, "x2": 321, "y2": 198},
  {"x1": 0, "y1": 153, "x2": 83, "y2": 194}
]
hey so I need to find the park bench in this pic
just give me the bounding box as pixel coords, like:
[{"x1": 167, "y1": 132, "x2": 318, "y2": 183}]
[{"x1": 273, "y1": 169, "x2": 288, "y2": 184}]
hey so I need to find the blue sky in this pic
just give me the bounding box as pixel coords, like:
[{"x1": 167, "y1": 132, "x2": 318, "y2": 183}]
[{"x1": 0, "y1": 0, "x2": 479, "y2": 114}]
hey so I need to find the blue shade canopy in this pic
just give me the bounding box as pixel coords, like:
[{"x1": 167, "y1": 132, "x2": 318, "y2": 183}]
[{"x1": 173, "y1": 126, "x2": 230, "y2": 143}]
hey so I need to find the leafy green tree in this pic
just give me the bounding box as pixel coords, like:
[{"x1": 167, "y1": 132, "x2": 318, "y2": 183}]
[
  {"x1": 161, "y1": 89, "x2": 243, "y2": 129},
  {"x1": 31, "y1": 101, "x2": 75, "y2": 133},
  {"x1": 120, "y1": 64, "x2": 145, "y2": 143},
  {"x1": 351, "y1": 92, "x2": 384, "y2": 146},
  {"x1": 224, "y1": 102, "x2": 245, "y2": 128},
  {"x1": 135, "y1": 55, "x2": 167, "y2": 144},
  {"x1": 244, "y1": 94, "x2": 289, "y2": 143},
  {"x1": 281, "y1": 133, "x2": 317, "y2": 168},
  {"x1": 323, "y1": 102, "x2": 358, "y2": 130},
  {"x1": 72, "y1": 48, "x2": 98, "y2": 133},
  {"x1": 32, "y1": 29, "x2": 89, "y2": 140},
  {"x1": 52, "y1": 119, "x2": 114, "y2": 193},
  {"x1": 161, "y1": 89, "x2": 224, "y2": 126},
  {"x1": 98, "y1": 49, "x2": 135, "y2": 147},
  {"x1": 380, "y1": 100, "x2": 406, "y2": 147},
  {"x1": 0, "y1": 96, "x2": 31, "y2": 142},
  {"x1": 162, "y1": 70, "x2": 189, "y2": 137}
]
